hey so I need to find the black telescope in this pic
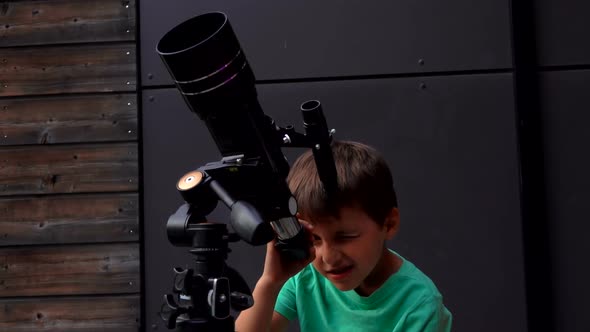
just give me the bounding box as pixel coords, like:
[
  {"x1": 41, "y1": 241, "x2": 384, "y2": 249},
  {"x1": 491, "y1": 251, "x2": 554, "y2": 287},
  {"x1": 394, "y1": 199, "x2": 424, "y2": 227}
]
[
  {"x1": 156, "y1": 11, "x2": 338, "y2": 331},
  {"x1": 157, "y1": 11, "x2": 338, "y2": 252},
  {"x1": 157, "y1": 12, "x2": 280, "y2": 161}
]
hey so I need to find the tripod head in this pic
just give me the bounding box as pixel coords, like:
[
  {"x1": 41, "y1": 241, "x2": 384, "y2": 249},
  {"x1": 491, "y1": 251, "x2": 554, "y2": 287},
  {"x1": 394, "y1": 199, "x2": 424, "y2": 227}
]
[{"x1": 156, "y1": 11, "x2": 339, "y2": 331}]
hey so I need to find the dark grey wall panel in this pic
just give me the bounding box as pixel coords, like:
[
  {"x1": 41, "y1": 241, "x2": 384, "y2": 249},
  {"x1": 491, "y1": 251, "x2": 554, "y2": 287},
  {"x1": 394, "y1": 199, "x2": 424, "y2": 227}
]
[
  {"x1": 535, "y1": 1, "x2": 590, "y2": 66},
  {"x1": 540, "y1": 70, "x2": 590, "y2": 332},
  {"x1": 142, "y1": 73, "x2": 526, "y2": 331},
  {"x1": 140, "y1": 0, "x2": 512, "y2": 85}
]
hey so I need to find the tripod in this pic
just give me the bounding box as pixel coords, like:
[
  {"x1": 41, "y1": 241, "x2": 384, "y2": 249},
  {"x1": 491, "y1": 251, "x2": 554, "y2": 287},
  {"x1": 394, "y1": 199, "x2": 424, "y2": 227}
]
[
  {"x1": 158, "y1": 157, "x2": 313, "y2": 331},
  {"x1": 160, "y1": 218, "x2": 254, "y2": 332}
]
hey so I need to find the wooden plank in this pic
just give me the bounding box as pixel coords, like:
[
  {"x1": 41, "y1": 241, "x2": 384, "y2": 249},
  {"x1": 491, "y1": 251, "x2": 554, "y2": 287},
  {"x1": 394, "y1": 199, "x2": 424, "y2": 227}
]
[
  {"x1": 0, "y1": 243, "x2": 140, "y2": 297},
  {"x1": 0, "y1": 93, "x2": 137, "y2": 145},
  {"x1": 0, "y1": 143, "x2": 138, "y2": 196},
  {"x1": 0, "y1": 193, "x2": 138, "y2": 246},
  {"x1": 0, "y1": 0, "x2": 135, "y2": 47},
  {"x1": 0, "y1": 43, "x2": 136, "y2": 97},
  {"x1": 0, "y1": 295, "x2": 140, "y2": 332}
]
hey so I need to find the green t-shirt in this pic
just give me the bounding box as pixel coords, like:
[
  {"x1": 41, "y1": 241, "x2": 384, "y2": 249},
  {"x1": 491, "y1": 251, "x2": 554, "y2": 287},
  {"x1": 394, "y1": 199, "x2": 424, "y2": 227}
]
[{"x1": 274, "y1": 251, "x2": 452, "y2": 331}]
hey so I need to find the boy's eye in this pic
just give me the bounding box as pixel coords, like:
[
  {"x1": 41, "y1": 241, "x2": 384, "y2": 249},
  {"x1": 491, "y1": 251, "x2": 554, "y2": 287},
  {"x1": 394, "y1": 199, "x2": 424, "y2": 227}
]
[{"x1": 338, "y1": 235, "x2": 359, "y2": 240}]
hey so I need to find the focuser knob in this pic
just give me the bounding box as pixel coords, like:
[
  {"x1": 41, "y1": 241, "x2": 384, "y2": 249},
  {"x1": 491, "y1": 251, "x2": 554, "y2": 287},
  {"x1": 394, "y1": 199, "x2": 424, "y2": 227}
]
[
  {"x1": 177, "y1": 171, "x2": 204, "y2": 202},
  {"x1": 175, "y1": 170, "x2": 218, "y2": 214},
  {"x1": 177, "y1": 170, "x2": 204, "y2": 190}
]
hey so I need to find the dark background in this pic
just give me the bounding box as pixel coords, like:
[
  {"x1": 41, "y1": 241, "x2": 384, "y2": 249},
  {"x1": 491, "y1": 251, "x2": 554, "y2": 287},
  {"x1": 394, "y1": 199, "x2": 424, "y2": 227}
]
[{"x1": 139, "y1": 1, "x2": 590, "y2": 331}]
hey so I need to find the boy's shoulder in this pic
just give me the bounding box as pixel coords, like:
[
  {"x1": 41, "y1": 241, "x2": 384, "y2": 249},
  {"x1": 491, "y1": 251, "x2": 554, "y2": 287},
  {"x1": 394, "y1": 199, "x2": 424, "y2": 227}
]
[{"x1": 388, "y1": 250, "x2": 445, "y2": 302}]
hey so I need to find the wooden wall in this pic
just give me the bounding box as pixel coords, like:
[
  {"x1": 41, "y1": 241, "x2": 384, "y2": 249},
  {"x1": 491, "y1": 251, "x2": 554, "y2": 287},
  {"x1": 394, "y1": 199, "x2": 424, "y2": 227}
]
[{"x1": 0, "y1": 1, "x2": 140, "y2": 331}]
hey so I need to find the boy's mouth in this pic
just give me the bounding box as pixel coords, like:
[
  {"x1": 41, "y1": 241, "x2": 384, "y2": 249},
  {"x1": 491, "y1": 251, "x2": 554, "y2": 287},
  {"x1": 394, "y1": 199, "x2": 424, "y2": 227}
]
[{"x1": 326, "y1": 265, "x2": 353, "y2": 280}]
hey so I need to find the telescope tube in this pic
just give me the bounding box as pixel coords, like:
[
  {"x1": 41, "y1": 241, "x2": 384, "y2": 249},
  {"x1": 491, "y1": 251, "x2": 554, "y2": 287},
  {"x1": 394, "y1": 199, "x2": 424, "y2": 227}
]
[{"x1": 157, "y1": 12, "x2": 307, "y2": 259}]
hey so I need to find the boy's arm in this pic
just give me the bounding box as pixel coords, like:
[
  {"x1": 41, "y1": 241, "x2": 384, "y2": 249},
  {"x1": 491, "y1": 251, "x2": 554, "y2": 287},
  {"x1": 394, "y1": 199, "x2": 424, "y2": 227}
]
[
  {"x1": 235, "y1": 227, "x2": 315, "y2": 332},
  {"x1": 235, "y1": 276, "x2": 287, "y2": 332},
  {"x1": 270, "y1": 311, "x2": 290, "y2": 332}
]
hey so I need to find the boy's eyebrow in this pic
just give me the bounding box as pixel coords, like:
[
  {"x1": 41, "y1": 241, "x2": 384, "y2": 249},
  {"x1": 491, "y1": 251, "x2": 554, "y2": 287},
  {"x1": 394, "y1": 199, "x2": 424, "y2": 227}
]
[
  {"x1": 310, "y1": 230, "x2": 355, "y2": 235},
  {"x1": 311, "y1": 230, "x2": 360, "y2": 240},
  {"x1": 333, "y1": 230, "x2": 360, "y2": 235}
]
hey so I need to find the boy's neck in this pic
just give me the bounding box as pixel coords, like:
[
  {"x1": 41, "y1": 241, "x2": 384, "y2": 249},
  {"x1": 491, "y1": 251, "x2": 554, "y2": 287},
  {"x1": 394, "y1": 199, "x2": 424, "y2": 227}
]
[{"x1": 355, "y1": 248, "x2": 402, "y2": 297}]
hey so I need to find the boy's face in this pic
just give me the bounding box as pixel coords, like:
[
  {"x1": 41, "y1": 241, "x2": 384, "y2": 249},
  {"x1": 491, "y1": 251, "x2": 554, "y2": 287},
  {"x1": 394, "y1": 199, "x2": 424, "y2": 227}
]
[{"x1": 307, "y1": 206, "x2": 399, "y2": 294}]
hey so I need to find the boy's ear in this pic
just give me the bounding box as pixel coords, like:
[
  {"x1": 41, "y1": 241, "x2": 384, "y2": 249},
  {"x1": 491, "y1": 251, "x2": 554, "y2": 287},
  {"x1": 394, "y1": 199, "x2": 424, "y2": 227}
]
[{"x1": 383, "y1": 207, "x2": 400, "y2": 239}]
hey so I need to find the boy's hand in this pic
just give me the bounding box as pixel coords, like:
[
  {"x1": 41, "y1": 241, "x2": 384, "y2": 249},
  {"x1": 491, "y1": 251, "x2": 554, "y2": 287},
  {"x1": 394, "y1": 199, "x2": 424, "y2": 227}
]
[{"x1": 260, "y1": 220, "x2": 315, "y2": 285}]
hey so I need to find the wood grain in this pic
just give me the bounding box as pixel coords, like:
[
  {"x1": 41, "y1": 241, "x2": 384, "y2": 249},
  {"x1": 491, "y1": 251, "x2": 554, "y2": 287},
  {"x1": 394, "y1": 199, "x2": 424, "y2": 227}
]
[
  {"x1": 0, "y1": 193, "x2": 138, "y2": 245},
  {"x1": 0, "y1": 295, "x2": 140, "y2": 332},
  {"x1": 0, "y1": 43, "x2": 136, "y2": 97},
  {"x1": 0, "y1": 143, "x2": 138, "y2": 196},
  {"x1": 0, "y1": 93, "x2": 137, "y2": 145},
  {"x1": 0, "y1": 0, "x2": 135, "y2": 47},
  {"x1": 0, "y1": 243, "x2": 140, "y2": 297}
]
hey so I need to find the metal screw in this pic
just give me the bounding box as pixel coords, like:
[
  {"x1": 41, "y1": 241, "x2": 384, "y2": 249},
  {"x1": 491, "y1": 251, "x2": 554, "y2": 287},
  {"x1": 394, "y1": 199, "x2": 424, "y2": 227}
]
[
  {"x1": 283, "y1": 134, "x2": 291, "y2": 144},
  {"x1": 147, "y1": 73, "x2": 154, "y2": 80},
  {"x1": 129, "y1": 230, "x2": 134, "y2": 234},
  {"x1": 127, "y1": 102, "x2": 132, "y2": 106},
  {"x1": 127, "y1": 130, "x2": 132, "y2": 134},
  {"x1": 219, "y1": 294, "x2": 227, "y2": 303},
  {"x1": 419, "y1": 83, "x2": 427, "y2": 90},
  {"x1": 126, "y1": 81, "x2": 130, "y2": 85},
  {"x1": 148, "y1": 96, "x2": 155, "y2": 102},
  {"x1": 126, "y1": 51, "x2": 130, "y2": 55},
  {"x1": 418, "y1": 59, "x2": 425, "y2": 66},
  {"x1": 315, "y1": 144, "x2": 321, "y2": 150},
  {"x1": 329, "y1": 129, "x2": 336, "y2": 136},
  {"x1": 129, "y1": 281, "x2": 133, "y2": 286}
]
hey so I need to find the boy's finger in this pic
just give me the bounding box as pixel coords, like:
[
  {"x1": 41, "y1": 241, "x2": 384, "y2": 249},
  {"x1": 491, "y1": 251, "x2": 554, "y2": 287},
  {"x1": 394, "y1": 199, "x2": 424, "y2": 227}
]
[{"x1": 299, "y1": 219, "x2": 313, "y2": 229}]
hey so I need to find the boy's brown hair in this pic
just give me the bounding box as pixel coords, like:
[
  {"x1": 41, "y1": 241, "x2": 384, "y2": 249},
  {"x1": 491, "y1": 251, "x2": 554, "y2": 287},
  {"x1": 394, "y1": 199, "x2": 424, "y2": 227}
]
[{"x1": 287, "y1": 140, "x2": 397, "y2": 225}]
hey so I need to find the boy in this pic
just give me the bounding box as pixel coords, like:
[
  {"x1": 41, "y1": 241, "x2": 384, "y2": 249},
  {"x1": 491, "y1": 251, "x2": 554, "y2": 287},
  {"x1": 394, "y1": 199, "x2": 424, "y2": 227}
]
[{"x1": 235, "y1": 140, "x2": 452, "y2": 331}]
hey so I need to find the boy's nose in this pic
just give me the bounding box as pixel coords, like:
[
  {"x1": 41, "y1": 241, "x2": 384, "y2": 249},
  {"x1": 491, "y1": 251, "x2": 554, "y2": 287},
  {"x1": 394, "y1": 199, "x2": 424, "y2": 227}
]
[{"x1": 320, "y1": 244, "x2": 343, "y2": 267}]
